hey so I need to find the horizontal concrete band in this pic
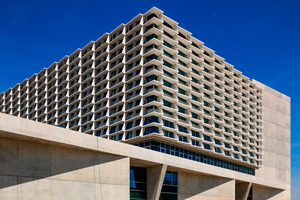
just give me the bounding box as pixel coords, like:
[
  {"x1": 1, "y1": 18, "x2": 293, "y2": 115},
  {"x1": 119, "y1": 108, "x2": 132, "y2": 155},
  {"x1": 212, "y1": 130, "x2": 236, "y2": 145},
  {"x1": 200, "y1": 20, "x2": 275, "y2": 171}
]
[{"x1": 0, "y1": 112, "x2": 285, "y2": 190}]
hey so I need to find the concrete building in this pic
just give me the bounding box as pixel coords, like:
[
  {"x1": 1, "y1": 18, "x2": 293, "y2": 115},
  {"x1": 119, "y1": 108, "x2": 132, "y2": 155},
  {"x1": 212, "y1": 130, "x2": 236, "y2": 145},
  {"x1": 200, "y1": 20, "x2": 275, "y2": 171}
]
[{"x1": 0, "y1": 7, "x2": 290, "y2": 200}]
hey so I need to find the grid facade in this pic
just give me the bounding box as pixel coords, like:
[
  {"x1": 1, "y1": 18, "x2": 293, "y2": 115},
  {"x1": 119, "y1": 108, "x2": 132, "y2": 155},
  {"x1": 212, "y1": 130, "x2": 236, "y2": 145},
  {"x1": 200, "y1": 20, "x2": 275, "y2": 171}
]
[{"x1": 0, "y1": 7, "x2": 263, "y2": 168}]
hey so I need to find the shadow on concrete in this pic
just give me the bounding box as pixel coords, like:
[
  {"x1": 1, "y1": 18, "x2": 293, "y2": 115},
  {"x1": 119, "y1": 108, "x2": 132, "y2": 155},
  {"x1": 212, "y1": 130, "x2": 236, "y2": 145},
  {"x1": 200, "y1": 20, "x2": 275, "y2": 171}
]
[
  {"x1": 178, "y1": 171, "x2": 234, "y2": 198},
  {"x1": 0, "y1": 136, "x2": 125, "y2": 190}
]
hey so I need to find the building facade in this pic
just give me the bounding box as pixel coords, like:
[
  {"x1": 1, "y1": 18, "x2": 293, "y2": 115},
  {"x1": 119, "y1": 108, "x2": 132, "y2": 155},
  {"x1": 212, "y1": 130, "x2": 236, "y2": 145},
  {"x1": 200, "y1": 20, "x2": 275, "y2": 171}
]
[{"x1": 0, "y1": 7, "x2": 290, "y2": 200}]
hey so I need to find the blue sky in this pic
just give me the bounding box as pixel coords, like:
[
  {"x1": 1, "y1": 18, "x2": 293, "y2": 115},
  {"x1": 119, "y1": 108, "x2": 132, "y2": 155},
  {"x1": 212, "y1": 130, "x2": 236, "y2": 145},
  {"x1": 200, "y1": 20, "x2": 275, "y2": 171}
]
[{"x1": 0, "y1": 0, "x2": 299, "y2": 198}]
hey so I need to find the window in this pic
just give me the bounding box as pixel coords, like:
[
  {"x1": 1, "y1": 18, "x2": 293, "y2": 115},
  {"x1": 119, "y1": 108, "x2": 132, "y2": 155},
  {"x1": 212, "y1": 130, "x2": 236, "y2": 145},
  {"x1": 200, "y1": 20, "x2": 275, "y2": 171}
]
[
  {"x1": 214, "y1": 139, "x2": 221, "y2": 145},
  {"x1": 223, "y1": 151, "x2": 230, "y2": 157},
  {"x1": 144, "y1": 116, "x2": 159, "y2": 125},
  {"x1": 178, "y1": 69, "x2": 186, "y2": 76},
  {"x1": 191, "y1": 130, "x2": 200, "y2": 138},
  {"x1": 178, "y1": 97, "x2": 187, "y2": 104},
  {"x1": 178, "y1": 135, "x2": 188, "y2": 142},
  {"x1": 145, "y1": 75, "x2": 157, "y2": 83},
  {"x1": 163, "y1": 40, "x2": 173, "y2": 48},
  {"x1": 163, "y1": 119, "x2": 174, "y2": 128},
  {"x1": 191, "y1": 112, "x2": 199, "y2": 119},
  {"x1": 163, "y1": 100, "x2": 172, "y2": 108},
  {"x1": 163, "y1": 109, "x2": 173, "y2": 117},
  {"x1": 191, "y1": 94, "x2": 198, "y2": 101},
  {"x1": 203, "y1": 118, "x2": 210, "y2": 124},
  {"x1": 178, "y1": 106, "x2": 186, "y2": 114},
  {"x1": 163, "y1": 70, "x2": 173, "y2": 78},
  {"x1": 163, "y1": 80, "x2": 173, "y2": 88},
  {"x1": 215, "y1": 147, "x2": 221, "y2": 153},
  {"x1": 178, "y1": 115, "x2": 186, "y2": 122},
  {"x1": 224, "y1": 143, "x2": 231, "y2": 149},
  {"x1": 191, "y1": 103, "x2": 199, "y2": 110},
  {"x1": 145, "y1": 95, "x2": 157, "y2": 103},
  {"x1": 178, "y1": 125, "x2": 188, "y2": 133},
  {"x1": 145, "y1": 34, "x2": 157, "y2": 42},
  {"x1": 160, "y1": 171, "x2": 178, "y2": 200},
  {"x1": 192, "y1": 140, "x2": 200, "y2": 146},
  {"x1": 203, "y1": 101, "x2": 210, "y2": 107},
  {"x1": 214, "y1": 122, "x2": 220, "y2": 129},
  {"x1": 163, "y1": 89, "x2": 173, "y2": 97},
  {"x1": 178, "y1": 50, "x2": 186, "y2": 57},
  {"x1": 130, "y1": 167, "x2": 147, "y2": 200},
  {"x1": 178, "y1": 60, "x2": 186, "y2": 67},
  {"x1": 145, "y1": 54, "x2": 157, "y2": 63},
  {"x1": 203, "y1": 135, "x2": 211, "y2": 142},
  {"x1": 191, "y1": 59, "x2": 198, "y2": 66},
  {"x1": 191, "y1": 77, "x2": 198, "y2": 83},
  {"x1": 203, "y1": 143, "x2": 211, "y2": 150},
  {"x1": 164, "y1": 130, "x2": 174, "y2": 138},
  {"x1": 163, "y1": 50, "x2": 173, "y2": 58},
  {"x1": 144, "y1": 126, "x2": 159, "y2": 135},
  {"x1": 163, "y1": 60, "x2": 172, "y2": 68},
  {"x1": 233, "y1": 146, "x2": 239, "y2": 152},
  {"x1": 178, "y1": 88, "x2": 186, "y2": 95}
]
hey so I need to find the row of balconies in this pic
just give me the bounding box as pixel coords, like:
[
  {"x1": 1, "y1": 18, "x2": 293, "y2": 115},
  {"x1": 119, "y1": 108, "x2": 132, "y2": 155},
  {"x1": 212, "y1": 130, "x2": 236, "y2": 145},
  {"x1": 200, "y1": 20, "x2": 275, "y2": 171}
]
[{"x1": 1, "y1": 89, "x2": 262, "y2": 126}]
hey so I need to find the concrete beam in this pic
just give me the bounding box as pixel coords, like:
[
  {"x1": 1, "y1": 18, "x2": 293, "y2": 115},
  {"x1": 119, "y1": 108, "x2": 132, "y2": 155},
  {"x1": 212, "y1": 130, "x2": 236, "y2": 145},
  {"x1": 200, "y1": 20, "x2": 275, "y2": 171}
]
[{"x1": 147, "y1": 164, "x2": 167, "y2": 200}]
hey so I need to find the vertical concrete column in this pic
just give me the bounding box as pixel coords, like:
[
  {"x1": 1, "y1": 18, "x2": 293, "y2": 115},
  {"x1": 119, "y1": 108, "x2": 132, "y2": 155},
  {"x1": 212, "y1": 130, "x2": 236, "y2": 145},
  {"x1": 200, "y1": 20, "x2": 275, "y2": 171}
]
[
  {"x1": 147, "y1": 164, "x2": 167, "y2": 200},
  {"x1": 236, "y1": 181, "x2": 252, "y2": 200}
]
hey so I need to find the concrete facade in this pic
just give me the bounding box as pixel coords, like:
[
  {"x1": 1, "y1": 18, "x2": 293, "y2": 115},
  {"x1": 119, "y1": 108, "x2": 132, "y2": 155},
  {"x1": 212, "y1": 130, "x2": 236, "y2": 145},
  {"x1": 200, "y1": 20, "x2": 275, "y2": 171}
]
[
  {"x1": 252, "y1": 80, "x2": 291, "y2": 200},
  {"x1": 0, "y1": 7, "x2": 290, "y2": 200},
  {"x1": 0, "y1": 108, "x2": 290, "y2": 199}
]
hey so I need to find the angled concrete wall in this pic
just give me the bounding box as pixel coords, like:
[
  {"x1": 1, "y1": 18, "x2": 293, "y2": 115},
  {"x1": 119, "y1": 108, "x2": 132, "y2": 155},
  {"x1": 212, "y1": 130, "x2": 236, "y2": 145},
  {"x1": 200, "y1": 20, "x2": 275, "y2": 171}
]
[
  {"x1": 178, "y1": 171, "x2": 235, "y2": 200},
  {"x1": 0, "y1": 137, "x2": 130, "y2": 200}
]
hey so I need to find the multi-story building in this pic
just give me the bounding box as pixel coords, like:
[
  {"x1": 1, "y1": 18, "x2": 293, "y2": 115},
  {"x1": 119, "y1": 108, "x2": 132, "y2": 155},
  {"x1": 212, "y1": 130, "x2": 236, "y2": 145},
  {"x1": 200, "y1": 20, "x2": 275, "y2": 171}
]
[{"x1": 0, "y1": 7, "x2": 290, "y2": 200}]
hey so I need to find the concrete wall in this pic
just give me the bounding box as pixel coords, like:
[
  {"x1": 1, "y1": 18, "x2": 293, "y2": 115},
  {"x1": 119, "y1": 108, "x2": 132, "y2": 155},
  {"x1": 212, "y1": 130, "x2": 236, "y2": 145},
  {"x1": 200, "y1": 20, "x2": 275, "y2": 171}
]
[
  {"x1": 0, "y1": 137, "x2": 130, "y2": 200},
  {"x1": 178, "y1": 171, "x2": 235, "y2": 200},
  {"x1": 253, "y1": 80, "x2": 291, "y2": 200}
]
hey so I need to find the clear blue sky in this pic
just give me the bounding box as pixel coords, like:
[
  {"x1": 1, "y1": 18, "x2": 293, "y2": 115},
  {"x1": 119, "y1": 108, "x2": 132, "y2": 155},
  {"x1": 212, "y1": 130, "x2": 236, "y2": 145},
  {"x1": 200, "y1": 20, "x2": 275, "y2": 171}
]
[{"x1": 1, "y1": 0, "x2": 299, "y2": 198}]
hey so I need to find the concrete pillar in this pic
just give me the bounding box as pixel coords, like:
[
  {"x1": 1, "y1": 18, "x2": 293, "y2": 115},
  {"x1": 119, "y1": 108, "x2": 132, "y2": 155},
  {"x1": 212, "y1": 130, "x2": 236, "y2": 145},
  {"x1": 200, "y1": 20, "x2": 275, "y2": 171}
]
[
  {"x1": 236, "y1": 181, "x2": 251, "y2": 200},
  {"x1": 147, "y1": 164, "x2": 167, "y2": 200}
]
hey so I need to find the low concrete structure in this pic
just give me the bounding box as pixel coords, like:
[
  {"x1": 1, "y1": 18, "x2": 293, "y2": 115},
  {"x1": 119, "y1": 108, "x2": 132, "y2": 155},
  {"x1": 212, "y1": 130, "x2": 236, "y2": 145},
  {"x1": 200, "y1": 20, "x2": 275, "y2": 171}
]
[{"x1": 0, "y1": 102, "x2": 290, "y2": 199}]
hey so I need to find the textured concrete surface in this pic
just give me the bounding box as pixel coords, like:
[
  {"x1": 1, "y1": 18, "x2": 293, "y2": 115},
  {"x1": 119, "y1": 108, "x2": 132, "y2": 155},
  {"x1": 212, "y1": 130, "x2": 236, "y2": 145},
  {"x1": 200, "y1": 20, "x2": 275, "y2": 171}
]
[
  {"x1": 178, "y1": 172, "x2": 235, "y2": 200},
  {"x1": 253, "y1": 80, "x2": 291, "y2": 200},
  {"x1": 0, "y1": 137, "x2": 130, "y2": 200}
]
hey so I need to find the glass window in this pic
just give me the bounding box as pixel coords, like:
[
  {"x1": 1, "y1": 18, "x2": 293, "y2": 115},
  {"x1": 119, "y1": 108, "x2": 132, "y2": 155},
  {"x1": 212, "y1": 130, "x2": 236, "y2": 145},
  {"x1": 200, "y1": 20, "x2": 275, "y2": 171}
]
[
  {"x1": 144, "y1": 126, "x2": 159, "y2": 135},
  {"x1": 214, "y1": 139, "x2": 221, "y2": 145},
  {"x1": 178, "y1": 106, "x2": 186, "y2": 114},
  {"x1": 163, "y1": 100, "x2": 172, "y2": 108},
  {"x1": 178, "y1": 125, "x2": 188, "y2": 133},
  {"x1": 178, "y1": 135, "x2": 188, "y2": 142},
  {"x1": 178, "y1": 88, "x2": 186, "y2": 95},
  {"x1": 160, "y1": 171, "x2": 178, "y2": 200},
  {"x1": 163, "y1": 119, "x2": 175, "y2": 128},
  {"x1": 144, "y1": 116, "x2": 159, "y2": 125},
  {"x1": 191, "y1": 130, "x2": 200, "y2": 138},
  {"x1": 192, "y1": 140, "x2": 200, "y2": 146},
  {"x1": 163, "y1": 80, "x2": 173, "y2": 88},
  {"x1": 130, "y1": 167, "x2": 147, "y2": 200},
  {"x1": 203, "y1": 143, "x2": 211, "y2": 150},
  {"x1": 164, "y1": 130, "x2": 174, "y2": 138},
  {"x1": 203, "y1": 135, "x2": 211, "y2": 142}
]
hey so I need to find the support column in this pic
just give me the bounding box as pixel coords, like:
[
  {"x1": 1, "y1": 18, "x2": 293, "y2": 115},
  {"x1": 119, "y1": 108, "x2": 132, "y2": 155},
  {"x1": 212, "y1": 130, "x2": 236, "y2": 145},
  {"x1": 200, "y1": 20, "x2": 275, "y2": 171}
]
[
  {"x1": 147, "y1": 164, "x2": 167, "y2": 200},
  {"x1": 236, "y1": 181, "x2": 252, "y2": 200}
]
